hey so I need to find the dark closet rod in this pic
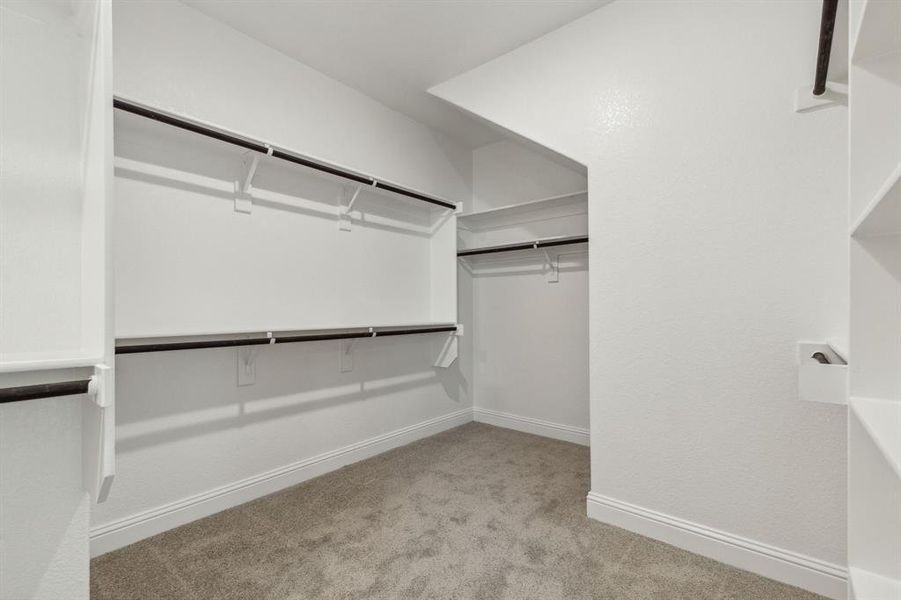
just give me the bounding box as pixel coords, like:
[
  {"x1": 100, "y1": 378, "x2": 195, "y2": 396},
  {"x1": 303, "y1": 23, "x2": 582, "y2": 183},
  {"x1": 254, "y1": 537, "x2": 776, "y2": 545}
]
[
  {"x1": 116, "y1": 325, "x2": 457, "y2": 355},
  {"x1": 811, "y1": 352, "x2": 831, "y2": 365},
  {"x1": 113, "y1": 97, "x2": 457, "y2": 211},
  {"x1": 457, "y1": 235, "x2": 589, "y2": 257},
  {"x1": 813, "y1": 0, "x2": 838, "y2": 96},
  {"x1": 0, "y1": 379, "x2": 92, "y2": 404}
]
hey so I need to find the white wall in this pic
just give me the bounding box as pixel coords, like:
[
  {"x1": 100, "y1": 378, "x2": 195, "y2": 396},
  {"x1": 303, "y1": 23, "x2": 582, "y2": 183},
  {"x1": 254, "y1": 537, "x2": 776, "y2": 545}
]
[
  {"x1": 465, "y1": 141, "x2": 589, "y2": 441},
  {"x1": 434, "y1": 0, "x2": 848, "y2": 596},
  {"x1": 92, "y1": 0, "x2": 471, "y2": 553},
  {"x1": 0, "y1": 1, "x2": 106, "y2": 598},
  {"x1": 113, "y1": 1, "x2": 471, "y2": 206},
  {"x1": 112, "y1": 125, "x2": 449, "y2": 336},
  {"x1": 0, "y1": 0, "x2": 88, "y2": 359},
  {"x1": 0, "y1": 398, "x2": 89, "y2": 600},
  {"x1": 472, "y1": 140, "x2": 587, "y2": 211}
]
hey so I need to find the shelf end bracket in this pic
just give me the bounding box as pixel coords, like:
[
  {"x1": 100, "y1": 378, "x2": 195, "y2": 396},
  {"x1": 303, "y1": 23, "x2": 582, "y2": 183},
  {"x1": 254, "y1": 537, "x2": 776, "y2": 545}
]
[
  {"x1": 338, "y1": 184, "x2": 365, "y2": 231},
  {"x1": 235, "y1": 149, "x2": 266, "y2": 214},
  {"x1": 434, "y1": 326, "x2": 461, "y2": 368},
  {"x1": 543, "y1": 249, "x2": 559, "y2": 284}
]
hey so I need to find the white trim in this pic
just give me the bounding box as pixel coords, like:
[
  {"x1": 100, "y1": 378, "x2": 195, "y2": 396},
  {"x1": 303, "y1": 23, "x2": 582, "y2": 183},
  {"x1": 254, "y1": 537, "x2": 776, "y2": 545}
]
[
  {"x1": 473, "y1": 407, "x2": 589, "y2": 446},
  {"x1": 586, "y1": 491, "x2": 848, "y2": 600},
  {"x1": 90, "y1": 408, "x2": 472, "y2": 556},
  {"x1": 89, "y1": 412, "x2": 846, "y2": 600},
  {"x1": 0, "y1": 354, "x2": 102, "y2": 374}
]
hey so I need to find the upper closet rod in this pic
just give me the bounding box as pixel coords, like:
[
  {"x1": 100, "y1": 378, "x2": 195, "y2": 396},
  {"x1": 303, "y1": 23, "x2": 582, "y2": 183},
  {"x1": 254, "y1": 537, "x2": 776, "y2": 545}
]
[
  {"x1": 812, "y1": 0, "x2": 838, "y2": 96},
  {"x1": 457, "y1": 235, "x2": 588, "y2": 257},
  {"x1": 113, "y1": 98, "x2": 457, "y2": 211},
  {"x1": 0, "y1": 379, "x2": 92, "y2": 404},
  {"x1": 116, "y1": 325, "x2": 458, "y2": 355}
]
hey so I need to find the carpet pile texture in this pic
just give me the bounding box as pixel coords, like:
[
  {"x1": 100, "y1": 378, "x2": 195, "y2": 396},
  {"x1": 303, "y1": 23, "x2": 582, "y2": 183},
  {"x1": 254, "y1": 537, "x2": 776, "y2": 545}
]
[{"x1": 91, "y1": 423, "x2": 825, "y2": 599}]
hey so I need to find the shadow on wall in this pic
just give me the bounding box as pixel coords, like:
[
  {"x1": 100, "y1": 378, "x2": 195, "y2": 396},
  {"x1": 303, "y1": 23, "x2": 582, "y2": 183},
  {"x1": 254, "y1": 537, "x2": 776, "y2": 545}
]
[
  {"x1": 114, "y1": 111, "x2": 439, "y2": 239},
  {"x1": 114, "y1": 334, "x2": 467, "y2": 452},
  {"x1": 109, "y1": 108, "x2": 468, "y2": 491}
]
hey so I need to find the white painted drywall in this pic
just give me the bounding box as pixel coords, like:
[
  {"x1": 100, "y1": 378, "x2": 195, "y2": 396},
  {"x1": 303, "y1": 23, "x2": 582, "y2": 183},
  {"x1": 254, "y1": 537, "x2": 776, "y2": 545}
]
[
  {"x1": 91, "y1": 0, "x2": 471, "y2": 550},
  {"x1": 181, "y1": 0, "x2": 609, "y2": 148},
  {"x1": 1, "y1": 398, "x2": 91, "y2": 599},
  {"x1": 0, "y1": 1, "x2": 106, "y2": 597},
  {"x1": 0, "y1": 0, "x2": 87, "y2": 359},
  {"x1": 464, "y1": 141, "x2": 589, "y2": 436},
  {"x1": 434, "y1": 0, "x2": 848, "y2": 578},
  {"x1": 112, "y1": 0, "x2": 466, "y2": 337},
  {"x1": 472, "y1": 141, "x2": 587, "y2": 212},
  {"x1": 113, "y1": 1, "x2": 471, "y2": 207}
]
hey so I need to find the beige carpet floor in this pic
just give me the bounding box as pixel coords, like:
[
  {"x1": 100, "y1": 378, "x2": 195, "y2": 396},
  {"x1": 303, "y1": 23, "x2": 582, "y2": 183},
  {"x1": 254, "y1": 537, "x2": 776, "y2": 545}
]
[{"x1": 91, "y1": 422, "x2": 825, "y2": 600}]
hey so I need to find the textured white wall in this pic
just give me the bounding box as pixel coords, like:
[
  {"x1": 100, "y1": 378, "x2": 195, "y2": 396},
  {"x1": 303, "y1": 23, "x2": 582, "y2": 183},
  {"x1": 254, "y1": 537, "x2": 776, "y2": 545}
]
[
  {"x1": 434, "y1": 0, "x2": 848, "y2": 569},
  {"x1": 0, "y1": 1, "x2": 100, "y2": 598},
  {"x1": 0, "y1": 1, "x2": 87, "y2": 359},
  {"x1": 113, "y1": 1, "x2": 472, "y2": 206},
  {"x1": 0, "y1": 399, "x2": 90, "y2": 599},
  {"x1": 93, "y1": 0, "x2": 471, "y2": 550},
  {"x1": 467, "y1": 141, "x2": 589, "y2": 434}
]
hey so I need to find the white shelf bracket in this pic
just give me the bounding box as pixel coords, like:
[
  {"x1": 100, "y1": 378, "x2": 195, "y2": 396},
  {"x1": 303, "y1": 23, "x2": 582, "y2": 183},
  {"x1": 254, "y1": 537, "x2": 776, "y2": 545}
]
[
  {"x1": 87, "y1": 363, "x2": 112, "y2": 408},
  {"x1": 346, "y1": 184, "x2": 363, "y2": 213},
  {"x1": 793, "y1": 82, "x2": 848, "y2": 113},
  {"x1": 543, "y1": 249, "x2": 559, "y2": 283},
  {"x1": 84, "y1": 363, "x2": 115, "y2": 503},
  {"x1": 338, "y1": 184, "x2": 365, "y2": 232},
  {"x1": 434, "y1": 326, "x2": 461, "y2": 368},
  {"x1": 237, "y1": 332, "x2": 272, "y2": 386},
  {"x1": 797, "y1": 341, "x2": 848, "y2": 405},
  {"x1": 235, "y1": 148, "x2": 268, "y2": 214},
  {"x1": 430, "y1": 203, "x2": 456, "y2": 235}
]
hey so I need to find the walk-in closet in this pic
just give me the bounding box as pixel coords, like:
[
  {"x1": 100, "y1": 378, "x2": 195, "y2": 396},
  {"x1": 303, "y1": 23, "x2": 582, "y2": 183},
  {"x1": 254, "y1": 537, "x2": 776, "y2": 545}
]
[{"x1": 0, "y1": 1, "x2": 897, "y2": 599}]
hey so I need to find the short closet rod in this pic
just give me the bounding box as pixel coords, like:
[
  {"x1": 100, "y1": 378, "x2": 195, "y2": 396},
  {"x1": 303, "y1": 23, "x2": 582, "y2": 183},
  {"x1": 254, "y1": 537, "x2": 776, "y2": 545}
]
[
  {"x1": 457, "y1": 235, "x2": 589, "y2": 257},
  {"x1": 813, "y1": 0, "x2": 838, "y2": 96},
  {"x1": 116, "y1": 325, "x2": 457, "y2": 355},
  {"x1": 811, "y1": 352, "x2": 831, "y2": 365},
  {"x1": 0, "y1": 379, "x2": 92, "y2": 404},
  {"x1": 113, "y1": 98, "x2": 457, "y2": 210}
]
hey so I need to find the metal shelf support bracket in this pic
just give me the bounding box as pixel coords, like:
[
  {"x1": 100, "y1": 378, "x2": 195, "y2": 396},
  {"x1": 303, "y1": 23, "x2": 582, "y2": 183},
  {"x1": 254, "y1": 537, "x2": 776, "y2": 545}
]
[
  {"x1": 434, "y1": 325, "x2": 462, "y2": 368},
  {"x1": 235, "y1": 149, "x2": 268, "y2": 214},
  {"x1": 542, "y1": 249, "x2": 559, "y2": 283},
  {"x1": 338, "y1": 183, "x2": 369, "y2": 231}
]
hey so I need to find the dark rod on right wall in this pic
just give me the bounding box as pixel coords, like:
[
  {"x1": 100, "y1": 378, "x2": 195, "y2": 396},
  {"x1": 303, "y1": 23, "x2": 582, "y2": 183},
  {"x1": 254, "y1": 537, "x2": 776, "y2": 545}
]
[
  {"x1": 813, "y1": 0, "x2": 839, "y2": 96},
  {"x1": 457, "y1": 235, "x2": 589, "y2": 258}
]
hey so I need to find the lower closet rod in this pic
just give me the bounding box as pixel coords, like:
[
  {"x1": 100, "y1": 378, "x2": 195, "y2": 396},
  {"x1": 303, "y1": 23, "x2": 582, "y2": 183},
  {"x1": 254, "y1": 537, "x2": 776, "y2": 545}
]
[
  {"x1": 0, "y1": 379, "x2": 92, "y2": 404},
  {"x1": 457, "y1": 235, "x2": 589, "y2": 257},
  {"x1": 116, "y1": 325, "x2": 458, "y2": 355}
]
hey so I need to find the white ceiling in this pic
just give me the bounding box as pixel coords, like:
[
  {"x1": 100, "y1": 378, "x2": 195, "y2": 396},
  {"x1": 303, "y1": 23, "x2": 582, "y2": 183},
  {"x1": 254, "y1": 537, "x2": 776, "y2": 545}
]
[{"x1": 182, "y1": 0, "x2": 608, "y2": 148}]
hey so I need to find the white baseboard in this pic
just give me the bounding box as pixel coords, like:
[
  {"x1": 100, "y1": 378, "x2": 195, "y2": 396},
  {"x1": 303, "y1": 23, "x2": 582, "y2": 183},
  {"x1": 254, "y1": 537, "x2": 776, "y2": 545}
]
[
  {"x1": 90, "y1": 408, "x2": 472, "y2": 557},
  {"x1": 91, "y1": 412, "x2": 845, "y2": 600},
  {"x1": 473, "y1": 407, "x2": 589, "y2": 446},
  {"x1": 586, "y1": 491, "x2": 847, "y2": 600}
]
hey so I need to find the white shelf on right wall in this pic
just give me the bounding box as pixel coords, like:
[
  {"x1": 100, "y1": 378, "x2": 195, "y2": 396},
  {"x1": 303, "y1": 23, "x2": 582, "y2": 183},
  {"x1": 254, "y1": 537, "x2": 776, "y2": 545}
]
[
  {"x1": 848, "y1": 1, "x2": 901, "y2": 598},
  {"x1": 457, "y1": 190, "x2": 587, "y2": 231},
  {"x1": 849, "y1": 397, "x2": 901, "y2": 478},
  {"x1": 851, "y1": 161, "x2": 901, "y2": 239},
  {"x1": 457, "y1": 190, "x2": 588, "y2": 255},
  {"x1": 851, "y1": 0, "x2": 901, "y2": 63},
  {"x1": 850, "y1": 568, "x2": 901, "y2": 600}
]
